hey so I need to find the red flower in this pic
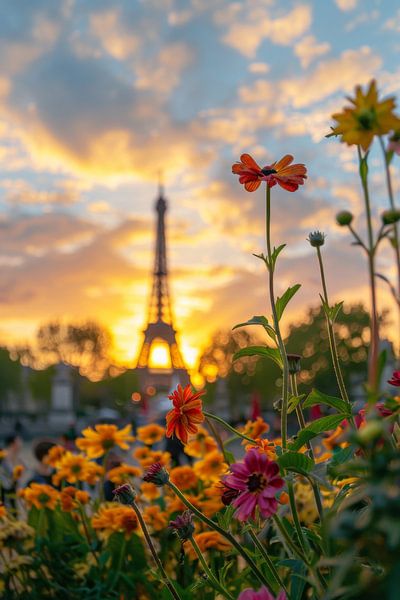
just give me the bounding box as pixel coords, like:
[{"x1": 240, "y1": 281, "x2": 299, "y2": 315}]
[
  {"x1": 166, "y1": 384, "x2": 205, "y2": 444},
  {"x1": 232, "y1": 153, "x2": 307, "y2": 192},
  {"x1": 388, "y1": 370, "x2": 400, "y2": 387}
]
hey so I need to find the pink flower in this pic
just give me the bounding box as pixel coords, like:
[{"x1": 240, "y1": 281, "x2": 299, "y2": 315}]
[
  {"x1": 224, "y1": 448, "x2": 284, "y2": 521},
  {"x1": 388, "y1": 370, "x2": 400, "y2": 387},
  {"x1": 238, "y1": 586, "x2": 287, "y2": 600}
]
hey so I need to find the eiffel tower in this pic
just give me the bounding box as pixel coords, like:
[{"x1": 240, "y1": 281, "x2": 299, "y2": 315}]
[{"x1": 136, "y1": 185, "x2": 189, "y2": 393}]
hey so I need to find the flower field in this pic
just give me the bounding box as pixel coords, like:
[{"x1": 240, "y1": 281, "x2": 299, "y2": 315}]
[{"x1": 1, "y1": 80, "x2": 400, "y2": 599}]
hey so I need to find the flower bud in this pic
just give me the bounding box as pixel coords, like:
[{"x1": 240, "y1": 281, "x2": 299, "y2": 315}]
[
  {"x1": 113, "y1": 483, "x2": 136, "y2": 505},
  {"x1": 336, "y1": 211, "x2": 353, "y2": 226},
  {"x1": 169, "y1": 510, "x2": 195, "y2": 542},
  {"x1": 143, "y1": 462, "x2": 170, "y2": 486},
  {"x1": 381, "y1": 209, "x2": 400, "y2": 225},
  {"x1": 286, "y1": 353, "x2": 302, "y2": 374},
  {"x1": 307, "y1": 231, "x2": 325, "y2": 247}
]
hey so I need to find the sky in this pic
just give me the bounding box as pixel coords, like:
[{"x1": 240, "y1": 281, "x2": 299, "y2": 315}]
[{"x1": 0, "y1": 0, "x2": 399, "y2": 373}]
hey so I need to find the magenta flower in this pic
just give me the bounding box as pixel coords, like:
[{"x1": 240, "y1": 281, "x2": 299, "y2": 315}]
[
  {"x1": 238, "y1": 586, "x2": 287, "y2": 600},
  {"x1": 388, "y1": 370, "x2": 400, "y2": 387},
  {"x1": 224, "y1": 448, "x2": 284, "y2": 521}
]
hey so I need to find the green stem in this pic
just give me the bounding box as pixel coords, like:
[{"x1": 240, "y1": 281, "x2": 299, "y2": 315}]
[
  {"x1": 131, "y1": 501, "x2": 183, "y2": 600},
  {"x1": 265, "y1": 185, "x2": 290, "y2": 449},
  {"x1": 205, "y1": 416, "x2": 231, "y2": 464},
  {"x1": 357, "y1": 146, "x2": 380, "y2": 393},
  {"x1": 189, "y1": 535, "x2": 234, "y2": 600},
  {"x1": 167, "y1": 480, "x2": 269, "y2": 588},
  {"x1": 247, "y1": 527, "x2": 288, "y2": 595},
  {"x1": 287, "y1": 480, "x2": 310, "y2": 554},
  {"x1": 78, "y1": 505, "x2": 100, "y2": 566},
  {"x1": 203, "y1": 411, "x2": 258, "y2": 445}
]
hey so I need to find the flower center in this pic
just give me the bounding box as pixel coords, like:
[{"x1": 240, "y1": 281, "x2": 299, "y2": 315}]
[
  {"x1": 261, "y1": 168, "x2": 277, "y2": 176},
  {"x1": 356, "y1": 108, "x2": 376, "y2": 130},
  {"x1": 247, "y1": 473, "x2": 267, "y2": 493},
  {"x1": 39, "y1": 493, "x2": 50, "y2": 504}
]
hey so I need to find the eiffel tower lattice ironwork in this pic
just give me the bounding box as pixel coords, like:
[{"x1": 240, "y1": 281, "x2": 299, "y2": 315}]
[{"x1": 136, "y1": 185, "x2": 189, "y2": 391}]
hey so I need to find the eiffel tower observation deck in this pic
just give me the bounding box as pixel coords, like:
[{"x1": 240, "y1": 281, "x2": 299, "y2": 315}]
[{"x1": 136, "y1": 185, "x2": 189, "y2": 393}]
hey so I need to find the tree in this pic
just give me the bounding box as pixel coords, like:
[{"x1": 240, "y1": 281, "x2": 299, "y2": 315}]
[{"x1": 35, "y1": 320, "x2": 112, "y2": 379}]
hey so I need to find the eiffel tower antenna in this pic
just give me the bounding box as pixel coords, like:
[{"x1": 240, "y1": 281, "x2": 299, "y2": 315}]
[{"x1": 136, "y1": 184, "x2": 189, "y2": 392}]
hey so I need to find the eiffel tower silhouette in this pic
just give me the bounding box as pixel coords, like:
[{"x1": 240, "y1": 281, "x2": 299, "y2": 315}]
[{"x1": 136, "y1": 184, "x2": 189, "y2": 392}]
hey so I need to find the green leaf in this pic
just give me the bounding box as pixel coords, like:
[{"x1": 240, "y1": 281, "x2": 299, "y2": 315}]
[
  {"x1": 233, "y1": 346, "x2": 282, "y2": 368},
  {"x1": 289, "y1": 413, "x2": 347, "y2": 451},
  {"x1": 270, "y1": 243, "x2": 286, "y2": 268},
  {"x1": 278, "y1": 451, "x2": 314, "y2": 474},
  {"x1": 377, "y1": 348, "x2": 388, "y2": 387},
  {"x1": 232, "y1": 315, "x2": 277, "y2": 342},
  {"x1": 330, "y1": 301, "x2": 344, "y2": 322},
  {"x1": 303, "y1": 388, "x2": 350, "y2": 414},
  {"x1": 276, "y1": 284, "x2": 301, "y2": 321},
  {"x1": 359, "y1": 153, "x2": 369, "y2": 183},
  {"x1": 287, "y1": 394, "x2": 305, "y2": 414}
]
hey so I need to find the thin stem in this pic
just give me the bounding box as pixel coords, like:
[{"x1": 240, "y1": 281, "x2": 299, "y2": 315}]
[
  {"x1": 167, "y1": 480, "x2": 270, "y2": 588},
  {"x1": 357, "y1": 146, "x2": 380, "y2": 393},
  {"x1": 78, "y1": 504, "x2": 100, "y2": 566},
  {"x1": 189, "y1": 535, "x2": 234, "y2": 600},
  {"x1": 315, "y1": 246, "x2": 353, "y2": 425},
  {"x1": 203, "y1": 411, "x2": 258, "y2": 445},
  {"x1": 247, "y1": 527, "x2": 288, "y2": 595},
  {"x1": 265, "y1": 185, "x2": 290, "y2": 449},
  {"x1": 348, "y1": 225, "x2": 368, "y2": 252},
  {"x1": 287, "y1": 479, "x2": 309, "y2": 554},
  {"x1": 130, "y1": 501, "x2": 183, "y2": 600},
  {"x1": 205, "y1": 416, "x2": 231, "y2": 464}
]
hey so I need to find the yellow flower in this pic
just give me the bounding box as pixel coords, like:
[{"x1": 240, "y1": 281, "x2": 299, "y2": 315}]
[
  {"x1": 170, "y1": 465, "x2": 198, "y2": 491},
  {"x1": 12, "y1": 465, "x2": 24, "y2": 480},
  {"x1": 201, "y1": 484, "x2": 224, "y2": 517},
  {"x1": 240, "y1": 417, "x2": 269, "y2": 444},
  {"x1": 21, "y1": 483, "x2": 59, "y2": 511},
  {"x1": 52, "y1": 451, "x2": 100, "y2": 486},
  {"x1": 133, "y1": 447, "x2": 171, "y2": 468},
  {"x1": 294, "y1": 482, "x2": 318, "y2": 525},
  {"x1": 140, "y1": 481, "x2": 161, "y2": 501},
  {"x1": 244, "y1": 437, "x2": 277, "y2": 459},
  {"x1": 184, "y1": 426, "x2": 218, "y2": 458},
  {"x1": 60, "y1": 487, "x2": 91, "y2": 511},
  {"x1": 44, "y1": 444, "x2": 66, "y2": 467},
  {"x1": 92, "y1": 504, "x2": 139, "y2": 539},
  {"x1": 76, "y1": 424, "x2": 135, "y2": 459},
  {"x1": 107, "y1": 464, "x2": 142, "y2": 485},
  {"x1": 187, "y1": 531, "x2": 231, "y2": 559},
  {"x1": 0, "y1": 504, "x2": 6, "y2": 519},
  {"x1": 143, "y1": 505, "x2": 168, "y2": 531},
  {"x1": 193, "y1": 450, "x2": 228, "y2": 483},
  {"x1": 137, "y1": 424, "x2": 165, "y2": 445},
  {"x1": 331, "y1": 79, "x2": 400, "y2": 151}
]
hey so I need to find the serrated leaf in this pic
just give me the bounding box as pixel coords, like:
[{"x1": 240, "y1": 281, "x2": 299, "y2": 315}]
[
  {"x1": 276, "y1": 284, "x2": 301, "y2": 321},
  {"x1": 303, "y1": 388, "x2": 349, "y2": 414},
  {"x1": 278, "y1": 451, "x2": 314, "y2": 474},
  {"x1": 289, "y1": 413, "x2": 347, "y2": 451},
  {"x1": 287, "y1": 394, "x2": 305, "y2": 414},
  {"x1": 233, "y1": 346, "x2": 282, "y2": 368}
]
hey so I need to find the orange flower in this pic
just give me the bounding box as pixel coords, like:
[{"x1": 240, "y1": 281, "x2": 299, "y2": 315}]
[
  {"x1": 76, "y1": 424, "x2": 135, "y2": 459},
  {"x1": 187, "y1": 531, "x2": 231, "y2": 559},
  {"x1": 201, "y1": 484, "x2": 224, "y2": 517},
  {"x1": 323, "y1": 426, "x2": 347, "y2": 450},
  {"x1": 143, "y1": 505, "x2": 168, "y2": 532},
  {"x1": 52, "y1": 452, "x2": 100, "y2": 486},
  {"x1": 137, "y1": 424, "x2": 165, "y2": 445},
  {"x1": 21, "y1": 483, "x2": 59, "y2": 511},
  {"x1": 166, "y1": 384, "x2": 205, "y2": 444},
  {"x1": 331, "y1": 79, "x2": 400, "y2": 151},
  {"x1": 107, "y1": 464, "x2": 142, "y2": 485},
  {"x1": 244, "y1": 437, "x2": 277, "y2": 459},
  {"x1": 92, "y1": 504, "x2": 139, "y2": 539},
  {"x1": 44, "y1": 445, "x2": 66, "y2": 467},
  {"x1": 140, "y1": 481, "x2": 161, "y2": 501},
  {"x1": 13, "y1": 465, "x2": 24, "y2": 480},
  {"x1": 241, "y1": 417, "x2": 269, "y2": 443},
  {"x1": 184, "y1": 426, "x2": 218, "y2": 458},
  {"x1": 232, "y1": 153, "x2": 307, "y2": 192},
  {"x1": 0, "y1": 504, "x2": 6, "y2": 518},
  {"x1": 166, "y1": 493, "x2": 203, "y2": 516},
  {"x1": 193, "y1": 450, "x2": 228, "y2": 483},
  {"x1": 170, "y1": 465, "x2": 198, "y2": 491}
]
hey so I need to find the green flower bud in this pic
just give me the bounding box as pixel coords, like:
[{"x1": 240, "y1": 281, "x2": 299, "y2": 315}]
[
  {"x1": 113, "y1": 483, "x2": 137, "y2": 505},
  {"x1": 381, "y1": 209, "x2": 400, "y2": 225},
  {"x1": 286, "y1": 353, "x2": 302, "y2": 374},
  {"x1": 336, "y1": 211, "x2": 353, "y2": 226},
  {"x1": 307, "y1": 231, "x2": 325, "y2": 247}
]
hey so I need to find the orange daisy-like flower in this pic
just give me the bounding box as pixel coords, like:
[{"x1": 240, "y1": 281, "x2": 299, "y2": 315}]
[
  {"x1": 52, "y1": 451, "x2": 99, "y2": 486},
  {"x1": 170, "y1": 465, "x2": 199, "y2": 491},
  {"x1": 44, "y1": 444, "x2": 66, "y2": 467},
  {"x1": 331, "y1": 79, "x2": 400, "y2": 152},
  {"x1": 241, "y1": 416, "x2": 269, "y2": 444},
  {"x1": 166, "y1": 384, "x2": 205, "y2": 444},
  {"x1": 107, "y1": 464, "x2": 142, "y2": 485},
  {"x1": 187, "y1": 531, "x2": 231, "y2": 560},
  {"x1": 184, "y1": 426, "x2": 218, "y2": 458},
  {"x1": 13, "y1": 465, "x2": 25, "y2": 480},
  {"x1": 76, "y1": 424, "x2": 135, "y2": 459},
  {"x1": 140, "y1": 481, "x2": 161, "y2": 501},
  {"x1": 21, "y1": 483, "x2": 59, "y2": 511},
  {"x1": 193, "y1": 450, "x2": 228, "y2": 483},
  {"x1": 92, "y1": 504, "x2": 139, "y2": 539},
  {"x1": 143, "y1": 505, "x2": 168, "y2": 532},
  {"x1": 0, "y1": 504, "x2": 7, "y2": 518},
  {"x1": 244, "y1": 437, "x2": 277, "y2": 459},
  {"x1": 232, "y1": 153, "x2": 307, "y2": 192},
  {"x1": 137, "y1": 424, "x2": 165, "y2": 446}
]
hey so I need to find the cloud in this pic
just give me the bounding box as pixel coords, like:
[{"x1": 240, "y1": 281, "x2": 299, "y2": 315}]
[
  {"x1": 294, "y1": 35, "x2": 330, "y2": 68},
  {"x1": 135, "y1": 42, "x2": 194, "y2": 95},
  {"x1": 383, "y1": 9, "x2": 400, "y2": 32},
  {"x1": 248, "y1": 62, "x2": 270, "y2": 74},
  {"x1": 335, "y1": 0, "x2": 358, "y2": 11},
  {"x1": 214, "y1": 3, "x2": 312, "y2": 58},
  {"x1": 2, "y1": 179, "x2": 79, "y2": 206}
]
